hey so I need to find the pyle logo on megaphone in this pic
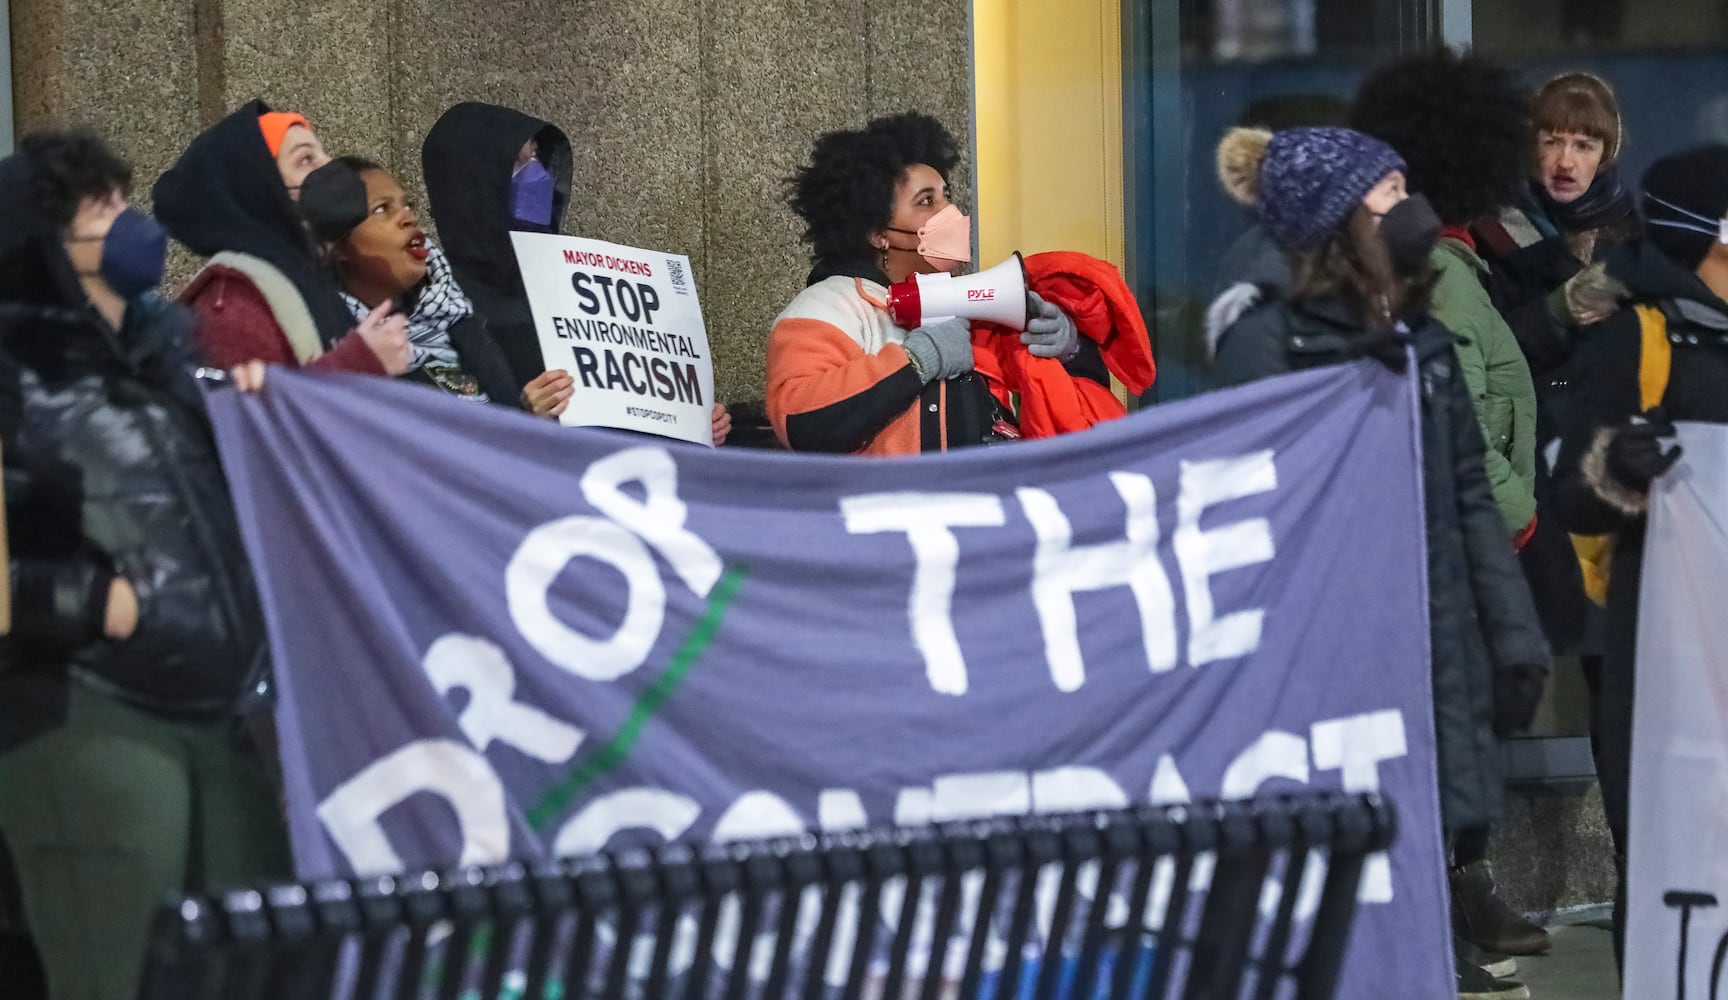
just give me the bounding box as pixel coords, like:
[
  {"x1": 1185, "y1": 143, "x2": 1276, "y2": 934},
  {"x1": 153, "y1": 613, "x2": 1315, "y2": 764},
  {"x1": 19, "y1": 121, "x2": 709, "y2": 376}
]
[{"x1": 886, "y1": 253, "x2": 1028, "y2": 331}]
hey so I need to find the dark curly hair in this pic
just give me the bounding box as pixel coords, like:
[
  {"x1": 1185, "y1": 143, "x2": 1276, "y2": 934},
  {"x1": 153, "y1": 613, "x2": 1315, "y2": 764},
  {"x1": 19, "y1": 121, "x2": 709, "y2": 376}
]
[
  {"x1": 786, "y1": 112, "x2": 960, "y2": 271},
  {"x1": 17, "y1": 129, "x2": 133, "y2": 232},
  {"x1": 1349, "y1": 49, "x2": 1530, "y2": 225}
]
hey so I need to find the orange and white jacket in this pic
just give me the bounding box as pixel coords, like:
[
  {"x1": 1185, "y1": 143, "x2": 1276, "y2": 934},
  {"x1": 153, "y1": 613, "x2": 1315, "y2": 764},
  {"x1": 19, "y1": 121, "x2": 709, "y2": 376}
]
[{"x1": 766, "y1": 274, "x2": 996, "y2": 456}]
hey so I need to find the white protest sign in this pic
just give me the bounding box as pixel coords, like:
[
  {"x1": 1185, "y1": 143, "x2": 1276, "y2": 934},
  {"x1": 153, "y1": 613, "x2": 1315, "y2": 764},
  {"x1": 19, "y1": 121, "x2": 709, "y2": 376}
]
[
  {"x1": 510, "y1": 232, "x2": 715, "y2": 446},
  {"x1": 1625, "y1": 423, "x2": 1728, "y2": 999}
]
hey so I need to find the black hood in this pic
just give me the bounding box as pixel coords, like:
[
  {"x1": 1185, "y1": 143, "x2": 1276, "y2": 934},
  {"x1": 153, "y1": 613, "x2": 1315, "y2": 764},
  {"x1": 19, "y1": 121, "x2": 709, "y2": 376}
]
[
  {"x1": 421, "y1": 102, "x2": 573, "y2": 297},
  {"x1": 152, "y1": 100, "x2": 356, "y2": 347},
  {"x1": 1605, "y1": 238, "x2": 1728, "y2": 316}
]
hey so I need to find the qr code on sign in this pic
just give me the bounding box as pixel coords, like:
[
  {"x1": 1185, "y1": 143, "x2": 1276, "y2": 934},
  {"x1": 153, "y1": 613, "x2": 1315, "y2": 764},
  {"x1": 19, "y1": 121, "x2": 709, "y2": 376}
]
[{"x1": 666, "y1": 258, "x2": 689, "y2": 294}]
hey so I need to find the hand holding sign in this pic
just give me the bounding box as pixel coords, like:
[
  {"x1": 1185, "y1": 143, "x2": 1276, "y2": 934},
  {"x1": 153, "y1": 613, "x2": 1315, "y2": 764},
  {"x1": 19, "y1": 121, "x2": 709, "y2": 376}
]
[
  {"x1": 523, "y1": 370, "x2": 576, "y2": 419},
  {"x1": 511, "y1": 233, "x2": 716, "y2": 445},
  {"x1": 711, "y1": 403, "x2": 731, "y2": 447}
]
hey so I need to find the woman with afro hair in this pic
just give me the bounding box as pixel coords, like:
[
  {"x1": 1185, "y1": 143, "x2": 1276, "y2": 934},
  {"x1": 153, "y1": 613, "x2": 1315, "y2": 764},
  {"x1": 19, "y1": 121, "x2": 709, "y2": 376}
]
[
  {"x1": 1351, "y1": 49, "x2": 1542, "y2": 548},
  {"x1": 768, "y1": 112, "x2": 1093, "y2": 455},
  {"x1": 1351, "y1": 47, "x2": 1556, "y2": 975}
]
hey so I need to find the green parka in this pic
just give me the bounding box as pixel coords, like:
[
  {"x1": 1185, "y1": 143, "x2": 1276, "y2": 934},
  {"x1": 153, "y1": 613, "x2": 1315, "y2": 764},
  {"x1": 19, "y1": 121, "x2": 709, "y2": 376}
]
[{"x1": 1430, "y1": 238, "x2": 1539, "y2": 535}]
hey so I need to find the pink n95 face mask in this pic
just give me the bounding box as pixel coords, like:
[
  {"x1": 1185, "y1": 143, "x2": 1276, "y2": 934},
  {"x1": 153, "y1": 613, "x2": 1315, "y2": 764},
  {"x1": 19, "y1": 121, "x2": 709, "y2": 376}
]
[{"x1": 889, "y1": 203, "x2": 973, "y2": 273}]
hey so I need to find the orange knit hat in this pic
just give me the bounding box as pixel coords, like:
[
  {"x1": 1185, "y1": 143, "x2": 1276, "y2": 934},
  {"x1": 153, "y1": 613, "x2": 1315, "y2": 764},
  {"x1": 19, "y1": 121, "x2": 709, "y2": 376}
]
[{"x1": 258, "y1": 112, "x2": 311, "y2": 157}]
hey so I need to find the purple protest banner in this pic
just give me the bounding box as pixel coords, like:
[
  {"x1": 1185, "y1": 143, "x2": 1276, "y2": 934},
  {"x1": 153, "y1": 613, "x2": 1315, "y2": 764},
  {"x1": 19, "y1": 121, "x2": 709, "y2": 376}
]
[{"x1": 206, "y1": 360, "x2": 1451, "y2": 997}]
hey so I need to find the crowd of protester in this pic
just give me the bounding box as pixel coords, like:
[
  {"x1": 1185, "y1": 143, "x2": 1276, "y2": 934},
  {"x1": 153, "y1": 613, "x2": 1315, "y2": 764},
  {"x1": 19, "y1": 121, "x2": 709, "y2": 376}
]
[{"x1": 0, "y1": 42, "x2": 1721, "y2": 1000}]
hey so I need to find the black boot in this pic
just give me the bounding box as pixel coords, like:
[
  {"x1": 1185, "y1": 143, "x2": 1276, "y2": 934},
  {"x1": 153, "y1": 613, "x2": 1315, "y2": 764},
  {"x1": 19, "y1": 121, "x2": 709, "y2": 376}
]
[
  {"x1": 1455, "y1": 936, "x2": 1531, "y2": 1000},
  {"x1": 1452, "y1": 860, "x2": 1551, "y2": 956},
  {"x1": 1456, "y1": 936, "x2": 1517, "y2": 979}
]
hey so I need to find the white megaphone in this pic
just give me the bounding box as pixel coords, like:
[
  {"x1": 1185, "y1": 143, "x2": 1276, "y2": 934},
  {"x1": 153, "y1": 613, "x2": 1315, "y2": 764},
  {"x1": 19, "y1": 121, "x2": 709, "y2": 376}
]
[{"x1": 885, "y1": 252, "x2": 1030, "y2": 331}]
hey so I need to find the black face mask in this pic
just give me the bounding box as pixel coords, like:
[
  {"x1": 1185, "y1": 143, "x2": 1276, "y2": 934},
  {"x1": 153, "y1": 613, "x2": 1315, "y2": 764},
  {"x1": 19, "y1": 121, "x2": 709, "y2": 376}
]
[{"x1": 1378, "y1": 194, "x2": 1441, "y2": 276}]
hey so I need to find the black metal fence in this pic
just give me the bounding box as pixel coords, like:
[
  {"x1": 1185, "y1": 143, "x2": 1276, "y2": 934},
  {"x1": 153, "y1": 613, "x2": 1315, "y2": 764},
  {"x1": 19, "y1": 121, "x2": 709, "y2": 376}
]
[{"x1": 140, "y1": 791, "x2": 1395, "y2": 1000}]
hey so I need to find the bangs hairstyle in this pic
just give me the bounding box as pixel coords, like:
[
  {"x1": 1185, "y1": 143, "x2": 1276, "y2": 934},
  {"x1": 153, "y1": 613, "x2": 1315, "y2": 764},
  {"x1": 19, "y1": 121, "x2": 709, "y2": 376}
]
[
  {"x1": 786, "y1": 112, "x2": 960, "y2": 268},
  {"x1": 1533, "y1": 74, "x2": 1623, "y2": 163}
]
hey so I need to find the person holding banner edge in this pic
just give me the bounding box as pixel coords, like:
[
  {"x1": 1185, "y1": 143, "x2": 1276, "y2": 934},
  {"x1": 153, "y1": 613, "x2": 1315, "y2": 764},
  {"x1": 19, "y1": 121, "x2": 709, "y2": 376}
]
[
  {"x1": 153, "y1": 102, "x2": 414, "y2": 381},
  {"x1": 1206, "y1": 124, "x2": 1550, "y2": 1000},
  {"x1": 768, "y1": 112, "x2": 1118, "y2": 455},
  {"x1": 420, "y1": 102, "x2": 730, "y2": 444},
  {"x1": 0, "y1": 129, "x2": 290, "y2": 1000},
  {"x1": 1549, "y1": 145, "x2": 1728, "y2": 971}
]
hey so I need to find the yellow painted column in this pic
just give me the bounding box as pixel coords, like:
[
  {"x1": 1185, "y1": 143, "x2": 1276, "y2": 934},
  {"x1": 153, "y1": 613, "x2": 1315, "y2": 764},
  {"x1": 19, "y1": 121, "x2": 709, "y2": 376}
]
[{"x1": 974, "y1": 0, "x2": 1125, "y2": 270}]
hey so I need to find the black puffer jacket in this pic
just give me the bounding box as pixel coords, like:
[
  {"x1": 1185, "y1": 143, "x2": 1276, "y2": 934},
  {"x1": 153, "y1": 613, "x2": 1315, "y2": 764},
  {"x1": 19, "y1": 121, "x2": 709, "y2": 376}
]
[
  {"x1": 1212, "y1": 292, "x2": 1549, "y2": 830},
  {"x1": 0, "y1": 161, "x2": 266, "y2": 750}
]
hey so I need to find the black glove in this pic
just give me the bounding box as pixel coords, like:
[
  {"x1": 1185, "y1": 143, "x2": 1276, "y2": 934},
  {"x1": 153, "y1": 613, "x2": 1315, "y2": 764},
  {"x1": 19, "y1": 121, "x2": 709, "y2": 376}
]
[
  {"x1": 1606, "y1": 409, "x2": 1682, "y2": 493},
  {"x1": 1493, "y1": 663, "x2": 1548, "y2": 737}
]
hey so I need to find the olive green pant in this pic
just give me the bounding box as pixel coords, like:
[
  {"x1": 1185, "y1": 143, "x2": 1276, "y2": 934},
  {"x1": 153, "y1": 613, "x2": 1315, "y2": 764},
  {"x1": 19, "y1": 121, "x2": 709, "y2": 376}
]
[{"x1": 0, "y1": 683, "x2": 290, "y2": 1000}]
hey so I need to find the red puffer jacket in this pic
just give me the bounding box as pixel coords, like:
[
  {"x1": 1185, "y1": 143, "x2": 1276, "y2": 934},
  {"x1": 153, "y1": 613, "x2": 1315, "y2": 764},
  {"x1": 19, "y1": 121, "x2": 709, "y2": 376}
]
[{"x1": 971, "y1": 251, "x2": 1156, "y2": 438}]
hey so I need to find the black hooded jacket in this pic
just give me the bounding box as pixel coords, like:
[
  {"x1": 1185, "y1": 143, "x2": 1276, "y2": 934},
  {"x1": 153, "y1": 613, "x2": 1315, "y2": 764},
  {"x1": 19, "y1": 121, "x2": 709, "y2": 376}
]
[
  {"x1": 0, "y1": 154, "x2": 268, "y2": 750},
  {"x1": 1550, "y1": 240, "x2": 1728, "y2": 847},
  {"x1": 1209, "y1": 252, "x2": 1549, "y2": 831},
  {"x1": 1553, "y1": 240, "x2": 1728, "y2": 537},
  {"x1": 422, "y1": 103, "x2": 573, "y2": 388},
  {"x1": 153, "y1": 100, "x2": 357, "y2": 349}
]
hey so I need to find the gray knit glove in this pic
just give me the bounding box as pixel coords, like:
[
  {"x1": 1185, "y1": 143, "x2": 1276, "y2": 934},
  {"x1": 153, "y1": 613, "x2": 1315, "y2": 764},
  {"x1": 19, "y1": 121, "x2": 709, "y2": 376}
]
[
  {"x1": 1021, "y1": 291, "x2": 1081, "y2": 361},
  {"x1": 902, "y1": 317, "x2": 975, "y2": 383}
]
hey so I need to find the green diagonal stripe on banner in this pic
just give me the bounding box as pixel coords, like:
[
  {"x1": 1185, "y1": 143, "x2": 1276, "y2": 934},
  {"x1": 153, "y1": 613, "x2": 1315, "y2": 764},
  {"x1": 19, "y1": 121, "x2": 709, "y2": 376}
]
[{"x1": 525, "y1": 564, "x2": 748, "y2": 832}]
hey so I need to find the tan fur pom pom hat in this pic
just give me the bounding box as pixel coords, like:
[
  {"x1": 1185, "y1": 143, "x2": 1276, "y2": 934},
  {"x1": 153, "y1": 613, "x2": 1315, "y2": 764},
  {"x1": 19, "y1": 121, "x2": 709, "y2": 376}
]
[{"x1": 1216, "y1": 125, "x2": 1406, "y2": 250}]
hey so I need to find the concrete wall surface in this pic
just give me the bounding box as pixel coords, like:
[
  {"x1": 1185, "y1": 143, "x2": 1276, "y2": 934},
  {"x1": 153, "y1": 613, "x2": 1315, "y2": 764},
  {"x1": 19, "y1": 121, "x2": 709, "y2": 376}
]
[{"x1": 10, "y1": 0, "x2": 974, "y2": 403}]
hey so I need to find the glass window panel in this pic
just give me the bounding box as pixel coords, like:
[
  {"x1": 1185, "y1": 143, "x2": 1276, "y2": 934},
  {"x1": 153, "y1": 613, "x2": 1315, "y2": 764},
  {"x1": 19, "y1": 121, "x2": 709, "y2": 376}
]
[
  {"x1": 1474, "y1": 2, "x2": 1728, "y2": 212},
  {"x1": 1124, "y1": 0, "x2": 1437, "y2": 403}
]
